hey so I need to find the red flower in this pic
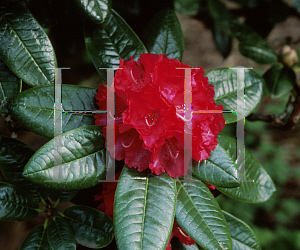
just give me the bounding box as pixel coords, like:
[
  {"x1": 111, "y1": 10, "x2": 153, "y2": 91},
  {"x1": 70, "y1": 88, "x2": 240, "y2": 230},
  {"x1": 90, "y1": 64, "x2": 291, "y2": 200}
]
[{"x1": 94, "y1": 53, "x2": 225, "y2": 178}]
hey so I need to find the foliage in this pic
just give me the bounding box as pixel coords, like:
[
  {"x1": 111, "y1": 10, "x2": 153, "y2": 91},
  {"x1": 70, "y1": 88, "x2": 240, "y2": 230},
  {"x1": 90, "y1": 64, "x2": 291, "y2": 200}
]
[{"x1": 1, "y1": 0, "x2": 300, "y2": 249}]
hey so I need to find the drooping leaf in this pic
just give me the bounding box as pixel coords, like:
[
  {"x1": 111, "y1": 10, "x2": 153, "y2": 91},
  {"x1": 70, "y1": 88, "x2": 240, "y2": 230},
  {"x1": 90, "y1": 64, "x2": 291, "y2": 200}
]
[
  {"x1": 207, "y1": 0, "x2": 231, "y2": 31},
  {"x1": 75, "y1": 0, "x2": 112, "y2": 25},
  {"x1": 212, "y1": 24, "x2": 232, "y2": 59},
  {"x1": 216, "y1": 134, "x2": 276, "y2": 202},
  {"x1": 205, "y1": 67, "x2": 264, "y2": 123},
  {"x1": 192, "y1": 143, "x2": 240, "y2": 188},
  {"x1": 22, "y1": 125, "x2": 108, "y2": 190},
  {"x1": 141, "y1": 8, "x2": 184, "y2": 61},
  {"x1": 0, "y1": 182, "x2": 39, "y2": 221},
  {"x1": 175, "y1": 177, "x2": 232, "y2": 250},
  {"x1": 0, "y1": 136, "x2": 42, "y2": 201},
  {"x1": 0, "y1": 3, "x2": 57, "y2": 86},
  {"x1": 8, "y1": 84, "x2": 98, "y2": 138},
  {"x1": 63, "y1": 205, "x2": 113, "y2": 248},
  {"x1": 174, "y1": 0, "x2": 201, "y2": 16},
  {"x1": 47, "y1": 216, "x2": 76, "y2": 250},
  {"x1": 263, "y1": 64, "x2": 296, "y2": 98},
  {"x1": 0, "y1": 58, "x2": 21, "y2": 113},
  {"x1": 85, "y1": 9, "x2": 147, "y2": 81},
  {"x1": 229, "y1": 19, "x2": 277, "y2": 64},
  {"x1": 114, "y1": 166, "x2": 176, "y2": 250},
  {"x1": 19, "y1": 225, "x2": 52, "y2": 250},
  {"x1": 223, "y1": 211, "x2": 261, "y2": 250}
]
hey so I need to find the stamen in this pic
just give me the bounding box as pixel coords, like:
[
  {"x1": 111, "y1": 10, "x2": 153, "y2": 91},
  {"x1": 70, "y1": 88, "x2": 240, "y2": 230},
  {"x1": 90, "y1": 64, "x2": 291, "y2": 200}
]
[
  {"x1": 121, "y1": 138, "x2": 135, "y2": 148},
  {"x1": 203, "y1": 131, "x2": 210, "y2": 137},
  {"x1": 145, "y1": 117, "x2": 155, "y2": 127},
  {"x1": 130, "y1": 69, "x2": 137, "y2": 82},
  {"x1": 166, "y1": 141, "x2": 179, "y2": 159},
  {"x1": 176, "y1": 112, "x2": 192, "y2": 122}
]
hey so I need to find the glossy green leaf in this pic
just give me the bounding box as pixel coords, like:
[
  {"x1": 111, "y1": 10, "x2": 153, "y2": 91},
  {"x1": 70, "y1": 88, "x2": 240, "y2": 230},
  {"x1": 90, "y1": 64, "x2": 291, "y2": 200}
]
[
  {"x1": 238, "y1": 42, "x2": 278, "y2": 65},
  {"x1": 8, "y1": 84, "x2": 98, "y2": 138},
  {"x1": 0, "y1": 136, "x2": 42, "y2": 201},
  {"x1": 205, "y1": 68, "x2": 264, "y2": 123},
  {"x1": 0, "y1": 3, "x2": 56, "y2": 86},
  {"x1": 223, "y1": 211, "x2": 261, "y2": 250},
  {"x1": 0, "y1": 182, "x2": 39, "y2": 221},
  {"x1": 263, "y1": 65, "x2": 296, "y2": 98},
  {"x1": 76, "y1": 0, "x2": 112, "y2": 25},
  {"x1": 23, "y1": 125, "x2": 107, "y2": 190},
  {"x1": 19, "y1": 225, "x2": 52, "y2": 250},
  {"x1": 175, "y1": 177, "x2": 232, "y2": 250},
  {"x1": 63, "y1": 205, "x2": 113, "y2": 248},
  {"x1": 47, "y1": 216, "x2": 76, "y2": 250},
  {"x1": 114, "y1": 166, "x2": 176, "y2": 250},
  {"x1": 229, "y1": 20, "x2": 277, "y2": 64},
  {"x1": 141, "y1": 8, "x2": 184, "y2": 61},
  {"x1": 0, "y1": 58, "x2": 21, "y2": 113},
  {"x1": 192, "y1": 143, "x2": 240, "y2": 188},
  {"x1": 212, "y1": 23, "x2": 232, "y2": 59},
  {"x1": 216, "y1": 134, "x2": 276, "y2": 202},
  {"x1": 292, "y1": 0, "x2": 300, "y2": 14},
  {"x1": 171, "y1": 236, "x2": 200, "y2": 249},
  {"x1": 207, "y1": 0, "x2": 231, "y2": 31},
  {"x1": 85, "y1": 9, "x2": 147, "y2": 81},
  {"x1": 174, "y1": 0, "x2": 201, "y2": 16}
]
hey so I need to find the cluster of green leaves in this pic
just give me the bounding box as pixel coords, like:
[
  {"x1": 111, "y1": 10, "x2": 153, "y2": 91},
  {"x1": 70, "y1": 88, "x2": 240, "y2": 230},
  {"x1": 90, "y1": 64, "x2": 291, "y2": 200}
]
[
  {"x1": 0, "y1": 0, "x2": 285, "y2": 249},
  {"x1": 175, "y1": 0, "x2": 299, "y2": 99}
]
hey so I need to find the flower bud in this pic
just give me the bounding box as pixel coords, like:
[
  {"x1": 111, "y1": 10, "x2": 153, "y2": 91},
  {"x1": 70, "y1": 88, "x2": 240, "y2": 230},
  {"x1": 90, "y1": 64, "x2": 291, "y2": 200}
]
[{"x1": 279, "y1": 45, "x2": 299, "y2": 68}]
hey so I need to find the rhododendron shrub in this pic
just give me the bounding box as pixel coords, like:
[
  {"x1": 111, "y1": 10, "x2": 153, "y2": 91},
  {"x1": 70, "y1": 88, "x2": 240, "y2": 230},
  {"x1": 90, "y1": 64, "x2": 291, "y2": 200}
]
[
  {"x1": 94, "y1": 53, "x2": 225, "y2": 178},
  {"x1": 0, "y1": 2, "x2": 280, "y2": 250}
]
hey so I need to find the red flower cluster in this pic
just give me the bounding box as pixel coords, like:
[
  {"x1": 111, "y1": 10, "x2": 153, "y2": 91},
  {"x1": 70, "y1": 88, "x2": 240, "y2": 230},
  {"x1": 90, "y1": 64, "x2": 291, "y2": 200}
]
[{"x1": 94, "y1": 53, "x2": 225, "y2": 178}]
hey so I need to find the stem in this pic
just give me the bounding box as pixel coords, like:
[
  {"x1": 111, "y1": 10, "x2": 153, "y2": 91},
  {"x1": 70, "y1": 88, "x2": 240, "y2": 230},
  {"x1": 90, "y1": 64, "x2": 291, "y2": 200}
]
[
  {"x1": 53, "y1": 198, "x2": 60, "y2": 209},
  {"x1": 57, "y1": 211, "x2": 65, "y2": 217},
  {"x1": 44, "y1": 218, "x2": 49, "y2": 229},
  {"x1": 35, "y1": 208, "x2": 47, "y2": 213}
]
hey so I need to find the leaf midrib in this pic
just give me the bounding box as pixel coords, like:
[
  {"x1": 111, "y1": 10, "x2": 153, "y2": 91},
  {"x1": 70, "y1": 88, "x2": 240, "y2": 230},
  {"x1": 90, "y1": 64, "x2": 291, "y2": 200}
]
[{"x1": 1, "y1": 12, "x2": 51, "y2": 84}]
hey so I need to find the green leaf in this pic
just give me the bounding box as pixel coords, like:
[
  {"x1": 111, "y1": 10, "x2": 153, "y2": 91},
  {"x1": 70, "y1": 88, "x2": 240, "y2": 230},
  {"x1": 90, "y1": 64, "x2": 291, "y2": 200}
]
[
  {"x1": 85, "y1": 9, "x2": 147, "y2": 81},
  {"x1": 0, "y1": 3, "x2": 56, "y2": 86},
  {"x1": 292, "y1": 0, "x2": 300, "y2": 14},
  {"x1": 0, "y1": 58, "x2": 21, "y2": 113},
  {"x1": 0, "y1": 182, "x2": 39, "y2": 221},
  {"x1": 192, "y1": 143, "x2": 240, "y2": 188},
  {"x1": 229, "y1": 20, "x2": 277, "y2": 64},
  {"x1": 141, "y1": 8, "x2": 184, "y2": 61},
  {"x1": 8, "y1": 84, "x2": 98, "y2": 138},
  {"x1": 23, "y1": 125, "x2": 107, "y2": 190},
  {"x1": 174, "y1": 0, "x2": 201, "y2": 16},
  {"x1": 207, "y1": 0, "x2": 231, "y2": 31},
  {"x1": 19, "y1": 225, "x2": 52, "y2": 250},
  {"x1": 0, "y1": 136, "x2": 42, "y2": 201},
  {"x1": 238, "y1": 42, "x2": 279, "y2": 65},
  {"x1": 114, "y1": 166, "x2": 176, "y2": 250},
  {"x1": 216, "y1": 134, "x2": 276, "y2": 203},
  {"x1": 175, "y1": 177, "x2": 232, "y2": 250},
  {"x1": 263, "y1": 65, "x2": 296, "y2": 98},
  {"x1": 47, "y1": 216, "x2": 76, "y2": 250},
  {"x1": 63, "y1": 205, "x2": 113, "y2": 248},
  {"x1": 76, "y1": 0, "x2": 112, "y2": 25},
  {"x1": 205, "y1": 68, "x2": 264, "y2": 123},
  {"x1": 223, "y1": 211, "x2": 261, "y2": 250},
  {"x1": 212, "y1": 23, "x2": 232, "y2": 59}
]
